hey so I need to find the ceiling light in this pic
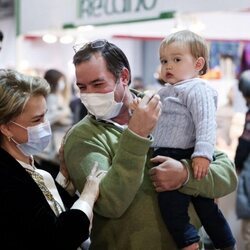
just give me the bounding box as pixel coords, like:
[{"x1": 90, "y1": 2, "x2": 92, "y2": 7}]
[
  {"x1": 60, "y1": 35, "x2": 74, "y2": 44},
  {"x1": 42, "y1": 34, "x2": 57, "y2": 44}
]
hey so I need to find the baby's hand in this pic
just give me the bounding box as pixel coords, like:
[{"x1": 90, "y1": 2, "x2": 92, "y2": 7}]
[
  {"x1": 129, "y1": 90, "x2": 156, "y2": 111},
  {"x1": 192, "y1": 157, "x2": 210, "y2": 180},
  {"x1": 129, "y1": 97, "x2": 141, "y2": 111}
]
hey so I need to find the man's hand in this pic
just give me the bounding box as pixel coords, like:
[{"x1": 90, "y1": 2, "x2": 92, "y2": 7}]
[
  {"x1": 149, "y1": 155, "x2": 188, "y2": 192},
  {"x1": 128, "y1": 94, "x2": 161, "y2": 138}
]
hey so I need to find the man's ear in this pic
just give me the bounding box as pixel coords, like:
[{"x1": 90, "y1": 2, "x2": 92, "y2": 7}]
[
  {"x1": 195, "y1": 57, "x2": 205, "y2": 71},
  {"x1": 120, "y1": 68, "x2": 130, "y2": 86}
]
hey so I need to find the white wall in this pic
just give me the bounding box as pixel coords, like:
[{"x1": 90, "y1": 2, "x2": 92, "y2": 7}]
[
  {"x1": 0, "y1": 17, "x2": 16, "y2": 69},
  {"x1": 15, "y1": 35, "x2": 144, "y2": 88},
  {"x1": 18, "y1": 0, "x2": 250, "y2": 34}
]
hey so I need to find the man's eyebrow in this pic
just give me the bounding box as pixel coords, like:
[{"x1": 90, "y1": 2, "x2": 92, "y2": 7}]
[{"x1": 77, "y1": 78, "x2": 105, "y2": 85}]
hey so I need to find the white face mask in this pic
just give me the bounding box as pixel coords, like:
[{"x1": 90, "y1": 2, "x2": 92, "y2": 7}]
[
  {"x1": 80, "y1": 83, "x2": 125, "y2": 120},
  {"x1": 10, "y1": 120, "x2": 52, "y2": 156}
]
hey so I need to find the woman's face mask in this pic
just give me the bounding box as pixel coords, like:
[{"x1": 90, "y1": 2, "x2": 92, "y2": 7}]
[
  {"x1": 80, "y1": 82, "x2": 125, "y2": 120},
  {"x1": 10, "y1": 120, "x2": 52, "y2": 156}
]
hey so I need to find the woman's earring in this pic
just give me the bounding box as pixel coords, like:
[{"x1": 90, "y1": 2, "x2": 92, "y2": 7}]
[{"x1": 7, "y1": 135, "x2": 11, "y2": 142}]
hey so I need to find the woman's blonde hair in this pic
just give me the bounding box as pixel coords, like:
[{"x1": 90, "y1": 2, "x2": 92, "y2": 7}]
[
  {"x1": 0, "y1": 69, "x2": 50, "y2": 125},
  {"x1": 160, "y1": 30, "x2": 209, "y2": 75}
]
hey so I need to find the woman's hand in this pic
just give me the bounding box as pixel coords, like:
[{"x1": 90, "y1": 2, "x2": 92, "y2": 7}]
[
  {"x1": 149, "y1": 155, "x2": 188, "y2": 192},
  {"x1": 80, "y1": 162, "x2": 107, "y2": 204},
  {"x1": 58, "y1": 146, "x2": 69, "y2": 180}
]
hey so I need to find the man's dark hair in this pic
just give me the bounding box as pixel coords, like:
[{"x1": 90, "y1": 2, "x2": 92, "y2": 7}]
[
  {"x1": 73, "y1": 40, "x2": 131, "y2": 84},
  {"x1": 0, "y1": 30, "x2": 4, "y2": 42}
]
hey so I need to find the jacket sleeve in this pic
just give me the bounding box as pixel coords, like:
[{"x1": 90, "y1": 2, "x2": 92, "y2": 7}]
[
  {"x1": 236, "y1": 155, "x2": 250, "y2": 219},
  {"x1": 235, "y1": 138, "x2": 250, "y2": 172},
  {"x1": 179, "y1": 150, "x2": 238, "y2": 198},
  {"x1": 1, "y1": 166, "x2": 90, "y2": 250}
]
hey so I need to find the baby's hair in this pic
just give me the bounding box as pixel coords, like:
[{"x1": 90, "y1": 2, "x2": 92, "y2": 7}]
[{"x1": 160, "y1": 30, "x2": 209, "y2": 75}]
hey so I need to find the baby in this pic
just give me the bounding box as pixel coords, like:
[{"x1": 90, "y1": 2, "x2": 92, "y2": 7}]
[{"x1": 130, "y1": 30, "x2": 236, "y2": 250}]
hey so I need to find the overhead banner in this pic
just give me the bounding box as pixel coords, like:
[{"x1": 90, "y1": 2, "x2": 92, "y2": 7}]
[
  {"x1": 76, "y1": 0, "x2": 173, "y2": 25},
  {"x1": 18, "y1": 0, "x2": 250, "y2": 34},
  {"x1": 75, "y1": 0, "x2": 250, "y2": 26}
]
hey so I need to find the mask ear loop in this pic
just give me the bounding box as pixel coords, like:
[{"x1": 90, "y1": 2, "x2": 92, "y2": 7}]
[
  {"x1": 10, "y1": 121, "x2": 27, "y2": 130},
  {"x1": 120, "y1": 85, "x2": 126, "y2": 103},
  {"x1": 114, "y1": 80, "x2": 126, "y2": 104},
  {"x1": 9, "y1": 136, "x2": 19, "y2": 145}
]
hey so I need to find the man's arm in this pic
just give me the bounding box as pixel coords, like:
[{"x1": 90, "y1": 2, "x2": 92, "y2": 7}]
[
  {"x1": 150, "y1": 150, "x2": 237, "y2": 198},
  {"x1": 181, "y1": 150, "x2": 237, "y2": 198},
  {"x1": 64, "y1": 124, "x2": 152, "y2": 218}
]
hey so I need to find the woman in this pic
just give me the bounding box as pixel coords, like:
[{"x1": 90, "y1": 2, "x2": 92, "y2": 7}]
[{"x1": 0, "y1": 69, "x2": 105, "y2": 250}]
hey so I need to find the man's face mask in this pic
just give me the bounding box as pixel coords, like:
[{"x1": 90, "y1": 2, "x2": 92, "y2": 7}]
[
  {"x1": 80, "y1": 82, "x2": 125, "y2": 120},
  {"x1": 10, "y1": 120, "x2": 52, "y2": 156}
]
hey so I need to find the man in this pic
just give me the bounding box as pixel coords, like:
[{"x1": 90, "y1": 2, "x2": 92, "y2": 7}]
[
  {"x1": 64, "y1": 39, "x2": 237, "y2": 250},
  {"x1": 0, "y1": 30, "x2": 4, "y2": 51}
]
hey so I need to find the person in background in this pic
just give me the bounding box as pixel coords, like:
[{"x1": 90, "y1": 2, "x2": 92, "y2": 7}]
[
  {"x1": 235, "y1": 70, "x2": 250, "y2": 250},
  {"x1": 216, "y1": 87, "x2": 234, "y2": 148},
  {"x1": 148, "y1": 30, "x2": 236, "y2": 250},
  {"x1": 39, "y1": 69, "x2": 73, "y2": 172},
  {"x1": 44, "y1": 69, "x2": 72, "y2": 126},
  {"x1": 63, "y1": 39, "x2": 237, "y2": 250},
  {"x1": 235, "y1": 70, "x2": 250, "y2": 172},
  {"x1": 0, "y1": 30, "x2": 4, "y2": 51},
  {"x1": 70, "y1": 82, "x2": 88, "y2": 125},
  {"x1": 131, "y1": 76, "x2": 145, "y2": 92},
  {"x1": 0, "y1": 69, "x2": 106, "y2": 250},
  {"x1": 153, "y1": 64, "x2": 166, "y2": 89}
]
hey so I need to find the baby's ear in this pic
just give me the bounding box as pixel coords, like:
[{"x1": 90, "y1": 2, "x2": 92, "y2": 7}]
[{"x1": 195, "y1": 57, "x2": 205, "y2": 71}]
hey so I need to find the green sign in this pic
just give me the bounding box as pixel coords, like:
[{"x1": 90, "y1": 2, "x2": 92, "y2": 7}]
[{"x1": 76, "y1": 0, "x2": 173, "y2": 25}]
